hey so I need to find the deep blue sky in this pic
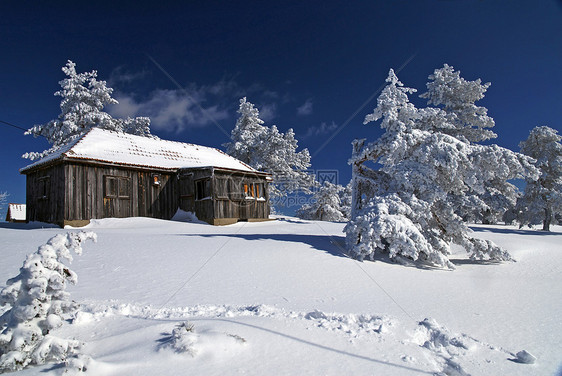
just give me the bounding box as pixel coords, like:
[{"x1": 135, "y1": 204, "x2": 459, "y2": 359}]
[{"x1": 1, "y1": 1, "x2": 561, "y2": 217}]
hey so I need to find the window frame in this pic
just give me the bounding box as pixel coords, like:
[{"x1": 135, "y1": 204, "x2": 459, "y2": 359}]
[
  {"x1": 37, "y1": 176, "x2": 50, "y2": 200},
  {"x1": 215, "y1": 178, "x2": 229, "y2": 200},
  {"x1": 244, "y1": 182, "x2": 254, "y2": 199},
  {"x1": 152, "y1": 173, "x2": 161, "y2": 186},
  {"x1": 195, "y1": 178, "x2": 211, "y2": 201},
  {"x1": 104, "y1": 176, "x2": 131, "y2": 199},
  {"x1": 255, "y1": 182, "x2": 264, "y2": 198}
]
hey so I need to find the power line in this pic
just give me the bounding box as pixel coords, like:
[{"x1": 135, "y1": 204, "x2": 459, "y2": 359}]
[
  {"x1": 153, "y1": 221, "x2": 248, "y2": 314},
  {"x1": 145, "y1": 53, "x2": 232, "y2": 139},
  {"x1": 311, "y1": 52, "x2": 417, "y2": 158},
  {"x1": 313, "y1": 221, "x2": 417, "y2": 323},
  {"x1": 0, "y1": 119, "x2": 28, "y2": 132},
  {"x1": 0, "y1": 119, "x2": 45, "y2": 139}
]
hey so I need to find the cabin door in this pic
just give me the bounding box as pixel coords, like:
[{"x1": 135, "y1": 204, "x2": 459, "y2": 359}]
[
  {"x1": 178, "y1": 174, "x2": 195, "y2": 213},
  {"x1": 103, "y1": 175, "x2": 132, "y2": 218}
]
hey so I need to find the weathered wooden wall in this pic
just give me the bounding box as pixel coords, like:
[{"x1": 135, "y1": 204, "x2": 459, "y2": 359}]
[
  {"x1": 213, "y1": 170, "x2": 269, "y2": 220},
  {"x1": 136, "y1": 169, "x2": 178, "y2": 219},
  {"x1": 177, "y1": 168, "x2": 270, "y2": 223},
  {"x1": 25, "y1": 162, "x2": 270, "y2": 227},
  {"x1": 179, "y1": 168, "x2": 214, "y2": 222},
  {"x1": 25, "y1": 164, "x2": 65, "y2": 225},
  {"x1": 63, "y1": 162, "x2": 178, "y2": 222}
]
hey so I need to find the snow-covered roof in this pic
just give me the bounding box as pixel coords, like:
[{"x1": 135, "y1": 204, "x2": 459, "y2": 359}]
[
  {"x1": 6, "y1": 203, "x2": 26, "y2": 221},
  {"x1": 21, "y1": 128, "x2": 260, "y2": 174}
]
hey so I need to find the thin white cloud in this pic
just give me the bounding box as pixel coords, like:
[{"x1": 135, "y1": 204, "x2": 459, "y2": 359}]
[
  {"x1": 259, "y1": 103, "x2": 278, "y2": 122},
  {"x1": 109, "y1": 88, "x2": 229, "y2": 133},
  {"x1": 297, "y1": 99, "x2": 313, "y2": 116},
  {"x1": 107, "y1": 68, "x2": 288, "y2": 133},
  {"x1": 108, "y1": 66, "x2": 148, "y2": 86},
  {"x1": 302, "y1": 121, "x2": 338, "y2": 138},
  {"x1": 108, "y1": 95, "x2": 142, "y2": 119}
]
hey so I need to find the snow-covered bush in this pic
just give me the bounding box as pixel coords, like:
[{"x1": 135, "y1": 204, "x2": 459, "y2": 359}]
[
  {"x1": 296, "y1": 181, "x2": 348, "y2": 222},
  {"x1": 346, "y1": 67, "x2": 534, "y2": 268},
  {"x1": 63, "y1": 354, "x2": 92, "y2": 375},
  {"x1": 162, "y1": 322, "x2": 198, "y2": 356},
  {"x1": 224, "y1": 97, "x2": 315, "y2": 206},
  {"x1": 24, "y1": 60, "x2": 152, "y2": 160},
  {"x1": 516, "y1": 126, "x2": 562, "y2": 231},
  {"x1": 0, "y1": 231, "x2": 97, "y2": 373}
]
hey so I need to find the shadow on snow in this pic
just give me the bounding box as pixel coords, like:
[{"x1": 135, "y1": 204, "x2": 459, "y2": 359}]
[
  {"x1": 178, "y1": 233, "x2": 459, "y2": 270},
  {"x1": 0, "y1": 221, "x2": 59, "y2": 230},
  {"x1": 178, "y1": 233, "x2": 349, "y2": 260},
  {"x1": 469, "y1": 225, "x2": 561, "y2": 236}
]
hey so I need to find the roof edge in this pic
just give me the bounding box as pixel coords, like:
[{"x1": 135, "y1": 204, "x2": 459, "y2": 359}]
[{"x1": 21, "y1": 155, "x2": 271, "y2": 176}]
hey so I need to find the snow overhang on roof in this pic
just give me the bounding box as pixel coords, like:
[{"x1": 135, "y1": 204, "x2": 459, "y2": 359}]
[{"x1": 20, "y1": 128, "x2": 263, "y2": 174}]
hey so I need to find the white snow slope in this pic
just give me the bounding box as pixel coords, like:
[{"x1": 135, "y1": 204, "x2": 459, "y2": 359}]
[{"x1": 0, "y1": 217, "x2": 560, "y2": 375}]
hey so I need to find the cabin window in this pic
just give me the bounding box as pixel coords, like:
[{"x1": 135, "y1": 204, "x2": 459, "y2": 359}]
[
  {"x1": 152, "y1": 174, "x2": 161, "y2": 186},
  {"x1": 195, "y1": 179, "x2": 210, "y2": 200},
  {"x1": 37, "y1": 176, "x2": 50, "y2": 200},
  {"x1": 243, "y1": 182, "x2": 264, "y2": 199},
  {"x1": 215, "y1": 178, "x2": 229, "y2": 199},
  {"x1": 228, "y1": 179, "x2": 243, "y2": 201},
  {"x1": 105, "y1": 177, "x2": 117, "y2": 198},
  {"x1": 255, "y1": 183, "x2": 264, "y2": 198},
  {"x1": 104, "y1": 176, "x2": 130, "y2": 199},
  {"x1": 179, "y1": 174, "x2": 194, "y2": 197},
  {"x1": 118, "y1": 178, "x2": 130, "y2": 198}
]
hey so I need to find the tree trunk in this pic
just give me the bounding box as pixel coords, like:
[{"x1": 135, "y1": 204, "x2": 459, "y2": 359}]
[
  {"x1": 350, "y1": 139, "x2": 366, "y2": 220},
  {"x1": 542, "y1": 207, "x2": 552, "y2": 231}
]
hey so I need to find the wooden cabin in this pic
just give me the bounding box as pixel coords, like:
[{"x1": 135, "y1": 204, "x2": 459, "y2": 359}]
[
  {"x1": 5, "y1": 203, "x2": 26, "y2": 223},
  {"x1": 20, "y1": 128, "x2": 271, "y2": 227}
]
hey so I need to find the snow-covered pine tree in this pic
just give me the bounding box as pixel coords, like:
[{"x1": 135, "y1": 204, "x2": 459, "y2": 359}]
[
  {"x1": 296, "y1": 181, "x2": 347, "y2": 221},
  {"x1": 420, "y1": 63, "x2": 496, "y2": 143},
  {"x1": 345, "y1": 68, "x2": 532, "y2": 268},
  {"x1": 224, "y1": 97, "x2": 314, "y2": 204},
  {"x1": 339, "y1": 182, "x2": 352, "y2": 220},
  {"x1": 0, "y1": 232, "x2": 96, "y2": 373},
  {"x1": 0, "y1": 192, "x2": 7, "y2": 212},
  {"x1": 23, "y1": 60, "x2": 152, "y2": 160},
  {"x1": 224, "y1": 97, "x2": 269, "y2": 168},
  {"x1": 420, "y1": 64, "x2": 522, "y2": 224},
  {"x1": 516, "y1": 126, "x2": 562, "y2": 231}
]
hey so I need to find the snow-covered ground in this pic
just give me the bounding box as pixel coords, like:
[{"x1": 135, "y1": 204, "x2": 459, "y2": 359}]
[{"x1": 1, "y1": 217, "x2": 560, "y2": 375}]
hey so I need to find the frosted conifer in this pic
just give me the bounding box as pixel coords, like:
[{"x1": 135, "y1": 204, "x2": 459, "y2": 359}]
[
  {"x1": 346, "y1": 68, "x2": 534, "y2": 268},
  {"x1": 420, "y1": 63, "x2": 496, "y2": 143},
  {"x1": 0, "y1": 192, "x2": 7, "y2": 212},
  {"x1": 224, "y1": 97, "x2": 314, "y2": 204},
  {"x1": 339, "y1": 182, "x2": 352, "y2": 220},
  {"x1": 421, "y1": 64, "x2": 524, "y2": 223},
  {"x1": 24, "y1": 61, "x2": 152, "y2": 160},
  {"x1": 296, "y1": 181, "x2": 347, "y2": 221},
  {"x1": 516, "y1": 126, "x2": 562, "y2": 231}
]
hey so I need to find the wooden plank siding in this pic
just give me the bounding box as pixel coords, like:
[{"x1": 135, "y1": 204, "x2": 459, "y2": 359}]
[
  {"x1": 25, "y1": 164, "x2": 65, "y2": 225},
  {"x1": 176, "y1": 167, "x2": 270, "y2": 224},
  {"x1": 188, "y1": 168, "x2": 214, "y2": 223},
  {"x1": 24, "y1": 161, "x2": 270, "y2": 227},
  {"x1": 212, "y1": 170, "x2": 269, "y2": 221},
  {"x1": 29, "y1": 161, "x2": 180, "y2": 225}
]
